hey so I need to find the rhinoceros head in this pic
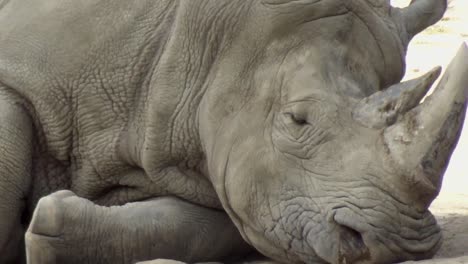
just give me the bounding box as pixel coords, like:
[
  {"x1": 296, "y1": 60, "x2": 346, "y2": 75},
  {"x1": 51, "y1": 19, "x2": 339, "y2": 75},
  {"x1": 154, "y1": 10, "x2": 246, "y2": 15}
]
[{"x1": 198, "y1": 0, "x2": 466, "y2": 263}]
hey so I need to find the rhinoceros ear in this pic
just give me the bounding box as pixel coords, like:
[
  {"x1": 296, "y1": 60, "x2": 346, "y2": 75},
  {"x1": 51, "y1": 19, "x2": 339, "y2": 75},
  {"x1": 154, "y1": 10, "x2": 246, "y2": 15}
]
[{"x1": 396, "y1": 0, "x2": 447, "y2": 42}]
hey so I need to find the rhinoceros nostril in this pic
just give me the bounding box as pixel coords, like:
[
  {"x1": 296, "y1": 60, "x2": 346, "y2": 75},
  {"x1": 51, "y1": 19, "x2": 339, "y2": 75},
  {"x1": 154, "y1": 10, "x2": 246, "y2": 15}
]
[{"x1": 336, "y1": 224, "x2": 370, "y2": 264}]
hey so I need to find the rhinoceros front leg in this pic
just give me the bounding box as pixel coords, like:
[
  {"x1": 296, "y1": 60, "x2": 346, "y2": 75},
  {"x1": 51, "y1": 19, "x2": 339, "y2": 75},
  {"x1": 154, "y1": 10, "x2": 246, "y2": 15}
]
[
  {"x1": 0, "y1": 88, "x2": 34, "y2": 264},
  {"x1": 25, "y1": 190, "x2": 252, "y2": 264}
]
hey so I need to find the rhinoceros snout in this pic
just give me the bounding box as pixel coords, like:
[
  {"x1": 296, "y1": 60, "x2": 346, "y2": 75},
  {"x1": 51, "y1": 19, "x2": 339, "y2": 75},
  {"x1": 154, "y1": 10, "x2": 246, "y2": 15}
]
[
  {"x1": 305, "y1": 209, "x2": 371, "y2": 264},
  {"x1": 329, "y1": 206, "x2": 442, "y2": 264}
]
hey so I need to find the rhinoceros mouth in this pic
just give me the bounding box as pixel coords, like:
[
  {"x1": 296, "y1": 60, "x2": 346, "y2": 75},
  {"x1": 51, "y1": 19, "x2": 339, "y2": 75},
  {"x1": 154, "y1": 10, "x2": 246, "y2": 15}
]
[{"x1": 332, "y1": 206, "x2": 442, "y2": 263}]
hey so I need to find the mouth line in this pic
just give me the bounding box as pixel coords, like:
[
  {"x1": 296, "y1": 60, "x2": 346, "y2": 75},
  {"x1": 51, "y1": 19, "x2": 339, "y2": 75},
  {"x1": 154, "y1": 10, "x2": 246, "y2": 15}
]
[{"x1": 332, "y1": 206, "x2": 444, "y2": 262}]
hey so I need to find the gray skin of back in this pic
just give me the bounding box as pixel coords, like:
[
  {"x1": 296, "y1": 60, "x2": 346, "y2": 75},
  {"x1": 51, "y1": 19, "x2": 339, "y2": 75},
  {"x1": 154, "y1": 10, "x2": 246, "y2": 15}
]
[
  {"x1": 1, "y1": 0, "x2": 466, "y2": 264},
  {"x1": 0, "y1": 0, "x2": 253, "y2": 263}
]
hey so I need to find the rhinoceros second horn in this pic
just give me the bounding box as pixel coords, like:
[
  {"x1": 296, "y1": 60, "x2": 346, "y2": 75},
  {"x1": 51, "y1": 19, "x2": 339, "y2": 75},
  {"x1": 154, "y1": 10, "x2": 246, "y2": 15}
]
[{"x1": 353, "y1": 66, "x2": 441, "y2": 129}]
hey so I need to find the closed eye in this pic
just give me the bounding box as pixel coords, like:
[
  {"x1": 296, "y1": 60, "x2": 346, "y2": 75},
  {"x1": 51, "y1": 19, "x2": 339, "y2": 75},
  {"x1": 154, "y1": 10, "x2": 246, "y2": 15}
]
[{"x1": 284, "y1": 112, "x2": 309, "y2": 126}]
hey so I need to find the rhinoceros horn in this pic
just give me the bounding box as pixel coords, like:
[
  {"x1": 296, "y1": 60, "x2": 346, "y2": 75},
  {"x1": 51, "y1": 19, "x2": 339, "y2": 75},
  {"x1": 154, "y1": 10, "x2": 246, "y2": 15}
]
[
  {"x1": 353, "y1": 44, "x2": 467, "y2": 206},
  {"x1": 353, "y1": 66, "x2": 442, "y2": 129},
  {"x1": 383, "y1": 44, "x2": 468, "y2": 204},
  {"x1": 396, "y1": 0, "x2": 447, "y2": 43}
]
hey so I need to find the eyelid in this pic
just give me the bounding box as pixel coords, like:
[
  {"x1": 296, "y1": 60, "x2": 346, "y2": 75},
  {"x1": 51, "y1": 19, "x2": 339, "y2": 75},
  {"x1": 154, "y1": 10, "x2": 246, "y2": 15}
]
[{"x1": 284, "y1": 111, "x2": 309, "y2": 125}]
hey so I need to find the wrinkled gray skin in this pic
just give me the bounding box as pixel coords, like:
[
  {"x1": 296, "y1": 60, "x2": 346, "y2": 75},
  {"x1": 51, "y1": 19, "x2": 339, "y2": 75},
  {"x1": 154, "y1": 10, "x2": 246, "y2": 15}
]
[{"x1": 0, "y1": 0, "x2": 467, "y2": 263}]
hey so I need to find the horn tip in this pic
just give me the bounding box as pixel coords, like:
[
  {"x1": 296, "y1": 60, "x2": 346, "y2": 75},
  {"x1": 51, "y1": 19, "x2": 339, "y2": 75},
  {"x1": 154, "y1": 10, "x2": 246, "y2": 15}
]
[
  {"x1": 426, "y1": 66, "x2": 442, "y2": 80},
  {"x1": 459, "y1": 41, "x2": 468, "y2": 53}
]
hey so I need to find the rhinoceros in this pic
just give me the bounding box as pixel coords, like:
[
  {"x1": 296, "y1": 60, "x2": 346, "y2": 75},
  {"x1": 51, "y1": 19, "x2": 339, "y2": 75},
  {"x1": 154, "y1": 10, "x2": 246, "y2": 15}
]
[{"x1": 0, "y1": 0, "x2": 467, "y2": 263}]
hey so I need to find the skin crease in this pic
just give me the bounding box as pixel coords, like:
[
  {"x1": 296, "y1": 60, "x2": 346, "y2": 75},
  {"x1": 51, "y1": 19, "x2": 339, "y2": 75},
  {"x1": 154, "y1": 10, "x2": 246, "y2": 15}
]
[{"x1": 0, "y1": 0, "x2": 464, "y2": 263}]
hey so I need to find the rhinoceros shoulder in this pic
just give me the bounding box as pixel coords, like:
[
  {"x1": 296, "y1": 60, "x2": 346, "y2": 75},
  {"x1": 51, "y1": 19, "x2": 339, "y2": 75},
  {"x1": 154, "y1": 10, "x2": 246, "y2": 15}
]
[{"x1": 0, "y1": 0, "x2": 175, "y2": 96}]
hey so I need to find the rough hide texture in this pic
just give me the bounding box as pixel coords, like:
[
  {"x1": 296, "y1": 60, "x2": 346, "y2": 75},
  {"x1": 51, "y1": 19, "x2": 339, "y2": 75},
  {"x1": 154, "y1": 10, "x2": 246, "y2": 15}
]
[{"x1": 0, "y1": 0, "x2": 466, "y2": 263}]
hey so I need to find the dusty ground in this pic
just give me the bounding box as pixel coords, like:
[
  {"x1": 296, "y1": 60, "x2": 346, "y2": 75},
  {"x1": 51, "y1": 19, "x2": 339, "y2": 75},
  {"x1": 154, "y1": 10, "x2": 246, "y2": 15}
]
[{"x1": 392, "y1": 0, "x2": 468, "y2": 263}]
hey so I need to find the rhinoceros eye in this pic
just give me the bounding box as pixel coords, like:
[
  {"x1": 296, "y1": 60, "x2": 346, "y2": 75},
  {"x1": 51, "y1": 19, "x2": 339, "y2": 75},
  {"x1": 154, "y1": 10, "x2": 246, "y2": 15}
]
[{"x1": 284, "y1": 112, "x2": 309, "y2": 126}]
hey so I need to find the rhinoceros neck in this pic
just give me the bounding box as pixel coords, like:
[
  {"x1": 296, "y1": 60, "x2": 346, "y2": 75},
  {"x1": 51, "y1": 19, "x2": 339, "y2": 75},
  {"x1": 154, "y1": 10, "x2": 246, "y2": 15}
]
[
  {"x1": 141, "y1": 1, "x2": 250, "y2": 172},
  {"x1": 126, "y1": 1, "x2": 255, "y2": 209}
]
